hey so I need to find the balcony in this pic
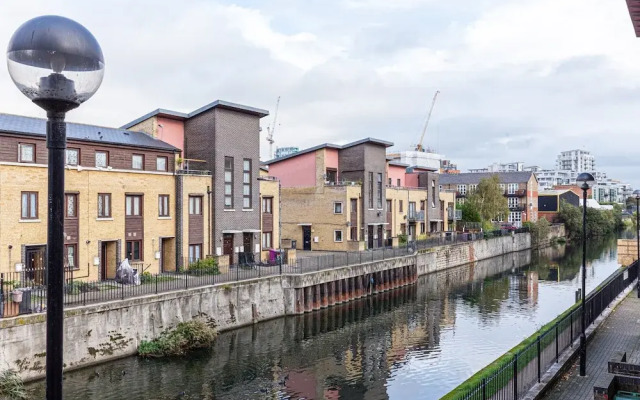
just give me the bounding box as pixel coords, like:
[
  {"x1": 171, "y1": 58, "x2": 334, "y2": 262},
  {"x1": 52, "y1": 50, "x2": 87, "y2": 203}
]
[
  {"x1": 504, "y1": 189, "x2": 526, "y2": 197},
  {"x1": 456, "y1": 191, "x2": 467, "y2": 198},
  {"x1": 325, "y1": 180, "x2": 361, "y2": 187},
  {"x1": 176, "y1": 169, "x2": 211, "y2": 176},
  {"x1": 407, "y1": 210, "x2": 425, "y2": 222},
  {"x1": 508, "y1": 205, "x2": 526, "y2": 212},
  {"x1": 448, "y1": 209, "x2": 462, "y2": 220}
]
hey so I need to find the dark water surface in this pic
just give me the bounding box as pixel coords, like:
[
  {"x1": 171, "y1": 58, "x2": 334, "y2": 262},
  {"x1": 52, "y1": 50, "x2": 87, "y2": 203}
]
[{"x1": 29, "y1": 237, "x2": 621, "y2": 399}]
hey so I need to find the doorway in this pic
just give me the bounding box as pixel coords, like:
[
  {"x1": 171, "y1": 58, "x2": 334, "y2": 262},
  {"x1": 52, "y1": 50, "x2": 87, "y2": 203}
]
[
  {"x1": 367, "y1": 225, "x2": 374, "y2": 249},
  {"x1": 25, "y1": 245, "x2": 46, "y2": 284},
  {"x1": 377, "y1": 225, "x2": 383, "y2": 248},
  {"x1": 302, "y1": 226, "x2": 312, "y2": 251},
  {"x1": 161, "y1": 237, "x2": 176, "y2": 272},
  {"x1": 223, "y1": 234, "x2": 234, "y2": 263},
  {"x1": 100, "y1": 241, "x2": 117, "y2": 280}
]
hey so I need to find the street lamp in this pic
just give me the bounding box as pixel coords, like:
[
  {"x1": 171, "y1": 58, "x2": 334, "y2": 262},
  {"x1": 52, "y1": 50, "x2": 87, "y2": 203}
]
[
  {"x1": 576, "y1": 172, "x2": 595, "y2": 377},
  {"x1": 7, "y1": 15, "x2": 104, "y2": 399},
  {"x1": 634, "y1": 189, "x2": 640, "y2": 298}
]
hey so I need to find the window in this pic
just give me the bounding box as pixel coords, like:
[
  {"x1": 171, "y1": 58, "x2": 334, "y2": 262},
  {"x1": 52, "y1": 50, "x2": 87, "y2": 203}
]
[
  {"x1": 326, "y1": 168, "x2": 337, "y2": 183},
  {"x1": 156, "y1": 156, "x2": 168, "y2": 171},
  {"x1": 508, "y1": 183, "x2": 518, "y2": 195},
  {"x1": 397, "y1": 179, "x2": 401, "y2": 187},
  {"x1": 420, "y1": 200, "x2": 425, "y2": 211},
  {"x1": 388, "y1": 178, "x2": 392, "y2": 185},
  {"x1": 95, "y1": 151, "x2": 108, "y2": 168},
  {"x1": 432, "y1": 180, "x2": 437, "y2": 208},
  {"x1": 262, "y1": 197, "x2": 273, "y2": 214},
  {"x1": 19, "y1": 143, "x2": 34, "y2": 163},
  {"x1": 126, "y1": 240, "x2": 142, "y2": 261},
  {"x1": 409, "y1": 202, "x2": 416, "y2": 217},
  {"x1": 368, "y1": 172, "x2": 374, "y2": 208},
  {"x1": 468, "y1": 184, "x2": 477, "y2": 193},
  {"x1": 386, "y1": 199, "x2": 392, "y2": 212},
  {"x1": 399, "y1": 200, "x2": 403, "y2": 212},
  {"x1": 65, "y1": 194, "x2": 77, "y2": 218},
  {"x1": 158, "y1": 195, "x2": 170, "y2": 217},
  {"x1": 243, "y1": 159, "x2": 252, "y2": 209},
  {"x1": 66, "y1": 148, "x2": 79, "y2": 166},
  {"x1": 262, "y1": 232, "x2": 272, "y2": 248},
  {"x1": 350, "y1": 227, "x2": 357, "y2": 241},
  {"x1": 439, "y1": 185, "x2": 442, "y2": 191},
  {"x1": 377, "y1": 173, "x2": 383, "y2": 208},
  {"x1": 420, "y1": 223, "x2": 426, "y2": 234},
  {"x1": 457, "y1": 184, "x2": 467, "y2": 195},
  {"x1": 65, "y1": 244, "x2": 77, "y2": 270},
  {"x1": 21, "y1": 192, "x2": 38, "y2": 219},
  {"x1": 125, "y1": 195, "x2": 142, "y2": 216},
  {"x1": 457, "y1": 197, "x2": 465, "y2": 205},
  {"x1": 334, "y1": 230, "x2": 343, "y2": 242},
  {"x1": 98, "y1": 193, "x2": 111, "y2": 218},
  {"x1": 334, "y1": 202, "x2": 343, "y2": 214},
  {"x1": 132, "y1": 154, "x2": 144, "y2": 170},
  {"x1": 508, "y1": 197, "x2": 519, "y2": 208},
  {"x1": 188, "y1": 244, "x2": 202, "y2": 262},
  {"x1": 509, "y1": 211, "x2": 522, "y2": 224},
  {"x1": 224, "y1": 156, "x2": 233, "y2": 209},
  {"x1": 189, "y1": 196, "x2": 202, "y2": 215},
  {"x1": 499, "y1": 184, "x2": 506, "y2": 192}
]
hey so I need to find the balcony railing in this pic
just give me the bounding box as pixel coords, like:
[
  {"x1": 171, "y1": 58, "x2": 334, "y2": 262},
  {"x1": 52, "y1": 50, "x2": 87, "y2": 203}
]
[
  {"x1": 448, "y1": 209, "x2": 462, "y2": 220},
  {"x1": 504, "y1": 189, "x2": 526, "y2": 197},
  {"x1": 176, "y1": 169, "x2": 211, "y2": 176},
  {"x1": 325, "y1": 180, "x2": 361, "y2": 187},
  {"x1": 407, "y1": 210, "x2": 425, "y2": 222},
  {"x1": 508, "y1": 205, "x2": 526, "y2": 212}
]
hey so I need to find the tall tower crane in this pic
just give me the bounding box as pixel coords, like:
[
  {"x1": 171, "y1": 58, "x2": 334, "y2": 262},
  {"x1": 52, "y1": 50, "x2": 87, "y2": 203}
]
[
  {"x1": 415, "y1": 90, "x2": 439, "y2": 152},
  {"x1": 266, "y1": 96, "x2": 280, "y2": 159}
]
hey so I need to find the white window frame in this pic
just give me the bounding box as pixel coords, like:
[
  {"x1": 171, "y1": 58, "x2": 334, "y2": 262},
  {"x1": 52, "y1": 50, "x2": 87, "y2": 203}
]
[
  {"x1": 334, "y1": 202, "x2": 343, "y2": 214},
  {"x1": 508, "y1": 183, "x2": 518, "y2": 195},
  {"x1": 95, "y1": 151, "x2": 108, "y2": 168},
  {"x1": 468, "y1": 184, "x2": 477, "y2": 193},
  {"x1": 334, "y1": 230, "x2": 343, "y2": 242},
  {"x1": 508, "y1": 197, "x2": 519, "y2": 208},
  {"x1": 132, "y1": 154, "x2": 144, "y2": 170},
  {"x1": 65, "y1": 148, "x2": 79, "y2": 166},
  {"x1": 19, "y1": 143, "x2": 35, "y2": 163},
  {"x1": 262, "y1": 232, "x2": 272, "y2": 248},
  {"x1": 457, "y1": 184, "x2": 467, "y2": 195},
  {"x1": 156, "y1": 156, "x2": 167, "y2": 171}
]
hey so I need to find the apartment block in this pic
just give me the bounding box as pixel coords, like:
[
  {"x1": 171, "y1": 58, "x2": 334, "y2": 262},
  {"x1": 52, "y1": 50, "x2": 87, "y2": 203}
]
[
  {"x1": 265, "y1": 138, "x2": 392, "y2": 251},
  {"x1": 0, "y1": 114, "x2": 210, "y2": 280},
  {"x1": 439, "y1": 172, "x2": 539, "y2": 227},
  {"x1": 123, "y1": 100, "x2": 269, "y2": 264}
]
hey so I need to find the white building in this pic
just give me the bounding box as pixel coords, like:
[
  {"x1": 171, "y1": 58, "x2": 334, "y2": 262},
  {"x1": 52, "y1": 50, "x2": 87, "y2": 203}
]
[
  {"x1": 555, "y1": 149, "x2": 595, "y2": 172},
  {"x1": 469, "y1": 161, "x2": 524, "y2": 173},
  {"x1": 387, "y1": 150, "x2": 444, "y2": 171}
]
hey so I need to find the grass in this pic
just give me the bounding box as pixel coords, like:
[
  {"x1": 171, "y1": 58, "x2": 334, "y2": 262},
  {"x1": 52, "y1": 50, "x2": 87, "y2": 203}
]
[
  {"x1": 0, "y1": 369, "x2": 28, "y2": 400},
  {"x1": 137, "y1": 320, "x2": 217, "y2": 358}
]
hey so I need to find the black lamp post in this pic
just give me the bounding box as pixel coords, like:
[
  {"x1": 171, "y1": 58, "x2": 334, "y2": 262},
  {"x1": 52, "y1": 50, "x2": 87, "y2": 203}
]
[
  {"x1": 634, "y1": 190, "x2": 640, "y2": 298},
  {"x1": 7, "y1": 16, "x2": 104, "y2": 399},
  {"x1": 576, "y1": 172, "x2": 595, "y2": 377}
]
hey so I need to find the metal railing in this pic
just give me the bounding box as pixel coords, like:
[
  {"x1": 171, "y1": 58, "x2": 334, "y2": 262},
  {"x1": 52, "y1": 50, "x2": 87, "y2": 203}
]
[
  {"x1": 0, "y1": 229, "x2": 529, "y2": 318},
  {"x1": 449, "y1": 259, "x2": 638, "y2": 400}
]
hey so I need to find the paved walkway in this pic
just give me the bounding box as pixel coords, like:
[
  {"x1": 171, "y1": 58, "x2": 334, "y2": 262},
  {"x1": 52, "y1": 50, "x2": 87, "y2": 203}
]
[{"x1": 543, "y1": 293, "x2": 640, "y2": 399}]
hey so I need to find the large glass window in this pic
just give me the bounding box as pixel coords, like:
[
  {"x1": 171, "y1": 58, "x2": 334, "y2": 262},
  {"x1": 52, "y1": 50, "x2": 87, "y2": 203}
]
[
  {"x1": 126, "y1": 240, "x2": 142, "y2": 261},
  {"x1": 224, "y1": 156, "x2": 233, "y2": 209},
  {"x1": 95, "y1": 151, "x2": 108, "y2": 168},
  {"x1": 262, "y1": 232, "x2": 272, "y2": 248},
  {"x1": 132, "y1": 154, "x2": 144, "y2": 170},
  {"x1": 262, "y1": 197, "x2": 273, "y2": 213},
  {"x1": 377, "y1": 173, "x2": 383, "y2": 209},
  {"x1": 65, "y1": 194, "x2": 77, "y2": 218},
  {"x1": 65, "y1": 244, "x2": 77, "y2": 270},
  {"x1": 156, "y1": 156, "x2": 167, "y2": 171},
  {"x1": 188, "y1": 244, "x2": 202, "y2": 262},
  {"x1": 243, "y1": 159, "x2": 252, "y2": 209},
  {"x1": 368, "y1": 172, "x2": 374, "y2": 208},
  {"x1": 189, "y1": 196, "x2": 202, "y2": 215}
]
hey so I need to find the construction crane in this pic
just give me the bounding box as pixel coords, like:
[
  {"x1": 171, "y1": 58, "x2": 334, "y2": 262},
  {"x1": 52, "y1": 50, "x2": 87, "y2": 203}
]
[
  {"x1": 266, "y1": 96, "x2": 280, "y2": 159},
  {"x1": 415, "y1": 90, "x2": 439, "y2": 152}
]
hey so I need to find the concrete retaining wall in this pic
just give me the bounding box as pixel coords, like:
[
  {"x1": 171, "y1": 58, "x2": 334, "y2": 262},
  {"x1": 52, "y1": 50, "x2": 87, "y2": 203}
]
[{"x1": 1, "y1": 232, "x2": 535, "y2": 381}]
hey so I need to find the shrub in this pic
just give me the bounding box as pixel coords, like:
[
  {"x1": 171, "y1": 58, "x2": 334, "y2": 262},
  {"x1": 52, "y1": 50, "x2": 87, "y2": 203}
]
[
  {"x1": 0, "y1": 369, "x2": 28, "y2": 400},
  {"x1": 140, "y1": 271, "x2": 153, "y2": 284},
  {"x1": 138, "y1": 319, "x2": 217, "y2": 357},
  {"x1": 398, "y1": 234, "x2": 408, "y2": 245},
  {"x1": 187, "y1": 258, "x2": 219, "y2": 275}
]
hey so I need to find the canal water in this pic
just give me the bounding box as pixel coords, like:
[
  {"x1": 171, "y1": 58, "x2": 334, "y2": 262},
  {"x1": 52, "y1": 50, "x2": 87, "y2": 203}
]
[{"x1": 29, "y1": 236, "x2": 621, "y2": 400}]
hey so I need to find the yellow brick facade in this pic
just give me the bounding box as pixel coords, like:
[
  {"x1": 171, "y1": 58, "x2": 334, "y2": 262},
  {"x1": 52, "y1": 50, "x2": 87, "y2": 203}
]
[
  {"x1": 259, "y1": 172, "x2": 280, "y2": 261},
  {"x1": 385, "y1": 187, "x2": 428, "y2": 241},
  {"x1": 280, "y1": 184, "x2": 362, "y2": 252},
  {"x1": 0, "y1": 164, "x2": 210, "y2": 281},
  {"x1": 439, "y1": 191, "x2": 456, "y2": 231}
]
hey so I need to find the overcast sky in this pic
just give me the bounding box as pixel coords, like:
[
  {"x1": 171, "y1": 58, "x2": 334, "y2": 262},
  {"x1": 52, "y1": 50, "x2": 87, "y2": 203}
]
[{"x1": 0, "y1": 1, "x2": 639, "y2": 187}]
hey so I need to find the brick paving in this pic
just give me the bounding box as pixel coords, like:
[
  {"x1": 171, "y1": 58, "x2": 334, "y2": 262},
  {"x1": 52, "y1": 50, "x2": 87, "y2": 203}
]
[{"x1": 543, "y1": 293, "x2": 640, "y2": 399}]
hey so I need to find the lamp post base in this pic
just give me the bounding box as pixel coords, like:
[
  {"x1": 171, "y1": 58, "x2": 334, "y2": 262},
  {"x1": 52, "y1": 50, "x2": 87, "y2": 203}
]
[{"x1": 579, "y1": 333, "x2": 586, "y2": 376}]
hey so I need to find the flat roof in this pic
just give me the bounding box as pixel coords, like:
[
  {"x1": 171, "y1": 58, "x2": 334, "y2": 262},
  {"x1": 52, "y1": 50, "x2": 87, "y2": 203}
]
[
  {"x1": 121, "y1": 100, "x2": 269, "y2": 129},
  {"x1": 263, "y1": 137, "x2": 394, "y2": 165},
  {"x1": 0, "y1": 113, "x2": 178, "y2": 152}
]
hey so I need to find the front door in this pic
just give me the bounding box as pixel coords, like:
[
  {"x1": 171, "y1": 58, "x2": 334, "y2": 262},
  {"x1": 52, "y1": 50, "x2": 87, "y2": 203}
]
[
  {"x1": 223, "y1": 234, "x2": 234, "y2": 263},
  {"x1": 101, "y1": 242, "x2": 108, "y2": 279},
  {"x1": 377, "y1": 225, "x2": 383, "y2": 248},
  {"x1": 25, "y1": 245, "x2": 46, "y2": 284},
  {"x1": 302, "y1": 226, "x2": 312, "y2": 251},
  {"x1": 367, "y1": 225, "x2": 374, "y2": 249}
]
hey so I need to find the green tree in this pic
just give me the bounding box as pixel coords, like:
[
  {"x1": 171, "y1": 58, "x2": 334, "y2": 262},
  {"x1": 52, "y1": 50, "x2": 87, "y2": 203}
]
[
  {"x1": 458, "y1": 201, "x2": 481, "y2": 223},
  {"x1": 467, "y1": 175, "x2": 509, "y2": 223},
  {"x1": 558, "y1": 200, "x2": 621, "y2": 240}
]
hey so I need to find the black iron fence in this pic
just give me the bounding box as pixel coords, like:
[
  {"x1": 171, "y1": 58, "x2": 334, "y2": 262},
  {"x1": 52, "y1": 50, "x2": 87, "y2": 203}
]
[
  {"x1": 448, "y1": 259, "x2": 639, "y2": 400},
  {"x1": 0, "y1": 228, "x2": 529, "y2": 319}
]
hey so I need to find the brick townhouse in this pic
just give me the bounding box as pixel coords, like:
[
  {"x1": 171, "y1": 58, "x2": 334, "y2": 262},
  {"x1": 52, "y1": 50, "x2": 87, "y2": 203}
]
[
  {"x1": 439, "y1": 172, "x2": 539, "y2": 227},
  {"x1": 0, "y1": 113, "x2": 210, "y2": 281},
  {"x1": 122, "y1": 100, "x2": 269, "y2": 264}
]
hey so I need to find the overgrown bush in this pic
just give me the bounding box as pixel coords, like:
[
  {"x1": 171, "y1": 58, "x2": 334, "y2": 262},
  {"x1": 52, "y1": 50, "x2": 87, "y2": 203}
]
[
  {"x1": 187, "y1": 258, "x2": 219, "y2": 275},
  {"x1": 558, "y1": 200, "x2": 623, "y2": 240},
  {"x1": 140, "y1": 271, "x2": 153, "y2": 284},
  {"x1": 0, "y1": 369, "x2": 28, "y2": 399},
  {"x1": 398, "y1": 234, "x2": 408, "y2": 245},
  {"x1": 138, "y1": 320, "x2": 217, "y2": 357},
  {"x1": 524, "y1": 218, "x2": 551, "y2": 246}
]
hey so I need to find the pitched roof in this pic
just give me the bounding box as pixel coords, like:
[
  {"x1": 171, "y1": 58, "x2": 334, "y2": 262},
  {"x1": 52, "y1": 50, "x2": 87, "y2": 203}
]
[
  {"x1": 263, "y1": 137, "x2": 394, "y2": 165},
  {"x1": 439, "y1": 171, "x2": 535, "y2": 185},
  {"x1": 121, "y1": 100, "x2": 269, "y2": 129},
  {"x1": 0, "y1": 113, "x2": 178, "y2": 152}
]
